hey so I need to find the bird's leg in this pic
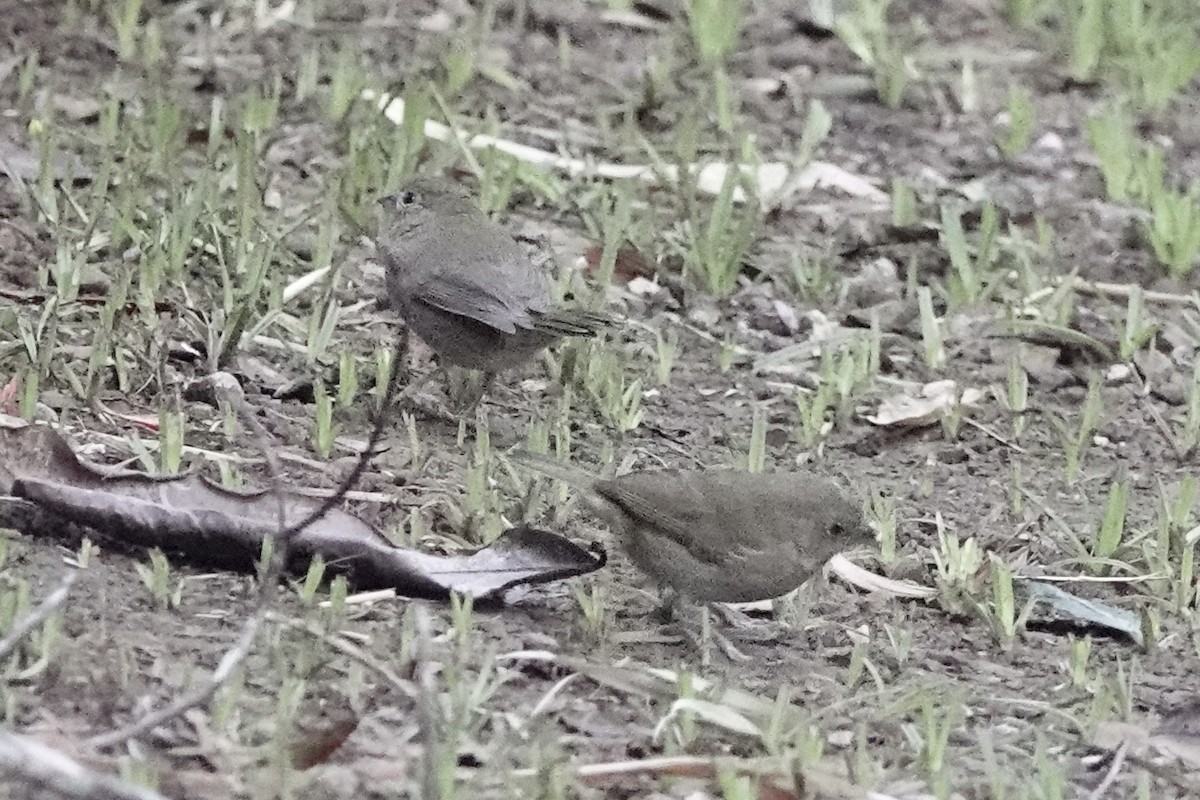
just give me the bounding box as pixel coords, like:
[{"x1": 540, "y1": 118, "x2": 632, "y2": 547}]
[
  {"x1": 392, "y1": 359, "x2": 463, "y2": 427},
  {"x1": 402, "y1": 397, "x2": 463, "y2": 427},
  {"x1": 388, "y1": 327, "x2": 435, "y2": 412},
  {"x1": 696, "y1": 605, "x2": 752, "y2": 664},
  {"x1": 653, "y1": 587, "x2": 681, "y2": 623},
  {"x1": 430, "y1": 367, "x2": 492, "y2": 417},
  {"x1": 387, "y1": 326, "x2": 433, "y2": 409},
  {"x1": 709, "y1": 603, "x2": 758, "y2": 629},
  {"x1": 654, "y1": 594, "x2": 752, "y2": 664},
  {"x1": 451, "y1": 370, "x2": 494, "y2": 413},
  {"x1": 384, "y1": 327, "x2": 469, "y2": 425},
  {"x1": 396, "y1": 324, "x2": 412, "y2": 382},
  {"x1": 401, "y1": 368, "x2": 492, "y2": 430},
  {"x1": 709, "y1": 603, "x2": 781, "y2": 645}
]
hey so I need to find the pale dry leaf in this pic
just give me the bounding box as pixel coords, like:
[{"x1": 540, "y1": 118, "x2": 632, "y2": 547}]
[
  {"x1": 626, "y1": 276, "x2": 662, "y2": 297},
  {"x1": 866, "y1": 380, "x2": 983, "y2": 428},
  {"x1": 366, "y1": 92, "x2": 882, "y2": 206},
  {"x1": 656, "y1": 699, "x2": 762, "y2": 739},
  {"x1": 827, "y1": 554, "x2": 937, "y2": 599}
]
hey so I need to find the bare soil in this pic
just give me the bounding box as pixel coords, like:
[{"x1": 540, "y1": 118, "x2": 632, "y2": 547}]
[{"x1": 1, "y1": 1, "x2": 1199, "y2": 797}]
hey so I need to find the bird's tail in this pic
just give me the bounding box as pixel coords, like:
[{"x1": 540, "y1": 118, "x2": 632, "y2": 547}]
[
  {"x1": 504, "y1": 449, "x2": 599, "y2": 489},
  {"x1": 529, "y1": 308, "x2": 615, "y2": 337}
]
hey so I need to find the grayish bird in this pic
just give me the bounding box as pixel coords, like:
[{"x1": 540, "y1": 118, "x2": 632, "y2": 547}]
[
  {"x1": 513, "y1": 453, "x2": 874, "y2": 603},
  {"x1": 375, "y1": 178, "x2": 610, "y2": 384}
]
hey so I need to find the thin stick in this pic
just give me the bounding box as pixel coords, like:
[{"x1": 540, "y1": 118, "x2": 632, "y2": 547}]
[
  {"x1": 962, "y1": 417, "x2": 1029, "y2": 454},
  {"x1": 1086, "y1": 740, "x2": 1127, "y2": 800},
  {"x1": 414, "y1": 604, "x2": 443, "y2": 800},
  {"x1": 87, "y1": 342, "x2": 411, "y2": 750},
  {"x1": 0, "y1": 571, "x2": 76, "y2": 663},
  {"x1": 0, "y1": 728, "x2": 169, "y2": 800},
  {"x1": 267, "y1": 612, "x2": 416, "y2": 698},
  {"x1": 1074, "y1": 278, "x2": 1200, "y2": 308},
  {"x1": 85, "y1": 604, "x2": 265, "y2": 750},
  {"x1": 511, "y1": 754, "x2": 902, "y2": 800}
]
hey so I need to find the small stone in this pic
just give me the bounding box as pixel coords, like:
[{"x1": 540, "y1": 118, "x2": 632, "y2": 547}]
[
  {"x1": 1035, "y1": 132, "x2": 1065, "y2": 151},
  {"x1": 1105, "y1": 364, "x2": 1132, "y2": 383}
]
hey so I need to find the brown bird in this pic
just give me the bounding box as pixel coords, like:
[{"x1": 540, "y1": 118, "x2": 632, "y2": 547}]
[
  {"x1": 513, "y1": 453, "x2": 874, "y2": 603},
  {"x1": 375, "y1": 178, "x2": 610, "y2": 391}
]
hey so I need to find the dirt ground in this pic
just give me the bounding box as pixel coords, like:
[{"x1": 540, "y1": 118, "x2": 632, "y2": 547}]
[{"x1": 2, "y1": 0, "x2": 1200, "y2": 798}]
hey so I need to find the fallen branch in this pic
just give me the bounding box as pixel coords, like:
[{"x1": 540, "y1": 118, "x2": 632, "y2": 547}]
[
  {"x1": 88, "y1": 350, "x2": 408, "y2": 750},
  {"x1": 512, "y1": 753, "x2": 904, "y2": 800},
  {"x1": 0, "y1": 570, "x2": 76, "y2": 663},
  {"x1": 0, "y1": 728, "x2": 169, "y2": 800}
]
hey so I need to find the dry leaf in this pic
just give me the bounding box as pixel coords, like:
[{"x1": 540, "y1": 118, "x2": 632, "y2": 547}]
[
  {"x1": 866, "y1": 380, "x2": 983, "y2": 428},
  {"x1": 827, "y1": 554, "x2": 936, "y2": 599},
  {"x1": 366, "y1": 92, "x2": 884, "y2": 206},
  {"x1": 0, "y1": 423, "x2": 603, "y2": 600}
]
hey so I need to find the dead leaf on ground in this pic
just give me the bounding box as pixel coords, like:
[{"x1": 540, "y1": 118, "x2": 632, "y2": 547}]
[
  {"x1": 289, "y1": 710, "x2": 360, "y2": 770},
  {"x1": 0, "y1": 423, "x2": 604, "y2": 601},
  {"x1": 1024, "y1": 580, "x2": 1142, "y2": 645},
  {"x1": 866, "y1": 380, "x2": 983, "y2": 428},
  {"x1": 582, "y1": 244, "x2": 654, "y2": 283},
  {"x1": 827, "y1": 554, "x2": 936, "y2": 599},
  {"x1": 368, "y1": 91, "x2": 886, "y2": 207}
]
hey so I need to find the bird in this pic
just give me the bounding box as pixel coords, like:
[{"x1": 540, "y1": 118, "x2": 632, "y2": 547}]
[
  {"x1": 374, "y1": 178, "x2": 610, "y2": 398},
  {"x1": 511, "y1": 453, "x2": 874, "y2": 604}
]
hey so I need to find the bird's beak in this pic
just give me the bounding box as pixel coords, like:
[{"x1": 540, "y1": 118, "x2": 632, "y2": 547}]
[{"x1": 376, "y1": 194, "x2": 395, "y2": 209}]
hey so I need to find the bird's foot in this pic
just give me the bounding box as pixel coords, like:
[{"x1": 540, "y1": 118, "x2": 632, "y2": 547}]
[
  {"x1": 671, "y1": 606, "x2": 753, "y2": 665},
  {"x1": 707, "y1": 603, "x2": 786, "y2": 644},
  {"x1": 709, "y1": 603, "x2": 759, "y2": 629},
  {"x1": 444, "y1": 369, "x2": 493, "y2": 413},
  {"x1": 653, "y1": 588, "x2": 682, "y2": 624},
  {"x1": 399, "y1": 394, "x2": 468, "y2": 428}
]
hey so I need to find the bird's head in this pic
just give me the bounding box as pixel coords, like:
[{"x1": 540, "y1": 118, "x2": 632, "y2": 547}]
[
  {"x1": 822, "y1": 491, "x2": 877, "y2": 554},
  {"x1": 377, "y1": 176, "x2": 477, "y2": 231}
]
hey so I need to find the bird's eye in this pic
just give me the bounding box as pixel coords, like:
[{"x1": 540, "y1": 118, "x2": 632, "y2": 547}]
[
  {"x1": 399, "y1": 190, "x2": 417, "y2": 205},
  {"x1": 830, "y1": 523, "x2": 845, "y2": 537}
]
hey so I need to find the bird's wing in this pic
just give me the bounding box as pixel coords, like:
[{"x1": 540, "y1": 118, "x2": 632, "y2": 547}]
[
  {"x1": 414, "y1": 274, "x2": 526, "y2": 333},
  {"x1": 594, "y1": 474, "x2": 735, "y2": 567},
  {"x1": 410, "y1": 235, "x2": 549, "y2": 334}
]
